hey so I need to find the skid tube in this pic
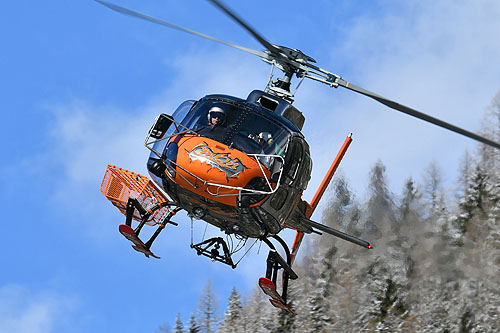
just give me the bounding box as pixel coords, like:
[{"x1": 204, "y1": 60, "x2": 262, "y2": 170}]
[
  {"x1": 260, "y1": 235, "x2": 298, "y2": 307},
  {"x1": 119, "y1": 196, "x2": 181, "y2": 258}
]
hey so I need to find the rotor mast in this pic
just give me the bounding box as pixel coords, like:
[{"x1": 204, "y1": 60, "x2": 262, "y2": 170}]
[{"x1": 265, "y1": 65, "x2": 295, "y2": 101}]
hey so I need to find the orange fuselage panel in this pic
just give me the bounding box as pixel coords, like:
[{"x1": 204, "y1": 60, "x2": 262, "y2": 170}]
[{"x1": 169, "y1": 135, "x2": 270, "y2": 207}]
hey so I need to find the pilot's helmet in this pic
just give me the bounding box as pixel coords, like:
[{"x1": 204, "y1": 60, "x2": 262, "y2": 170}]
[
  {"x1": 207, "y1": 106, "x2": 226, "y2": 125},
  {"x1": 258, "y1": 132, "x2": 273, "y2": 145}
]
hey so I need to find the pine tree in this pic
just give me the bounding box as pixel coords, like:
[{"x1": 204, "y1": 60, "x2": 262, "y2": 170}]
[
  {"x1": 218, "y1": 287, "x2": 243, "y2": 333},
  {"x1": 467, "y1": 164, "x2": 488, "y2": 214},
  {"x1": 322, "y1": 174, "x2": 353, "y2": 227},
  {"x1": 457, "y1": 151, "x2": 473, "y2": 198},
  {"x1": 307, "y1": 246, "x2": 336, "y2": 333},
  {"x1": 365, "y1": 161, "x2": 396, "y2": 239},
  {"x1": 242, "y1": 288, "x2": 267, "y2": 333},
  {"x1": 174, "y1": 313, "x2": 184, "y2": 333},
  {"x1": 197, "y1": 280, "x2": 218, "y2": 333},
  {"x1": 398, "y1": 177, "x2": 421, "y2": 223},
  {"x1": 187, "y1": 313, "x2": 201, "y2": 333},
  {"x1": 487, "y1": 175, "x2": 500, "y2": 219},
  {"x1": 397, "y1": 177, "x2": 424, "y2": 287},
  {"x1": 290, "y1": 267, "x2": 313, "y2": 333},
  {"x1": 422, "y1": 160, "x2": 443, "y2": 214},
  {"x1": 455, "y1": 163, "x2": 489, "y2": 239}
]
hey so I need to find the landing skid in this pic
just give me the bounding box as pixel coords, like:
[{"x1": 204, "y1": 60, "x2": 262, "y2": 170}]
[
  {"x1": 258, "y1": 235, "x2": 298, "y2": 313},
  {"x1": 259, "y1": 277, "x2": 284, "y2": 303},
  {"x1": 119, "y1": 224, "x2": 160, "y2": 259},
  {"x1": 258, "y1": 278, "x2": 295, "y2": 314},
  {"x1": 119, "y1": 196, "x2": 180, "y2": 258},
  {"x1": 270, "y1": 299, "x2": 295, "y2": 314}
]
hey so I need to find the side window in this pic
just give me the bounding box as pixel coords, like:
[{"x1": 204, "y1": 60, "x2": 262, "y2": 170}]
[
  {"x1": 297, "y1": 152, "x2": 312, "y2": 190},
  {"x1": 165, "y1": 100, "x2": 196, "y2": 136},
  {"x1": 173, "y1": 100, "x2": 196, "y2": 123},
  {"x1": 284, "y1": 141, "x2": 303, "y2": 186},
  {"x1": 149, "y1": 100, "x2": 195, "y2": 160}
]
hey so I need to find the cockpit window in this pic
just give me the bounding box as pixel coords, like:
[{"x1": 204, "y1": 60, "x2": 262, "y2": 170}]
[
  {"x1": 165, "y1": 100, "x2": 195, "y2": 137},
  {"x1": 181, "y1": 100, "x2": 290, "y2": 157}
]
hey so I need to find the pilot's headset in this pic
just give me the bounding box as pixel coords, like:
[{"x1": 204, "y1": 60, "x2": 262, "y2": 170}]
[{"x1": 207, "y1": 106, "x2": 226, "y2": 126}]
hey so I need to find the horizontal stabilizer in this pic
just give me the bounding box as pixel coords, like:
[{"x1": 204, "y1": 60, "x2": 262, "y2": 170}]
[{"x1": 301, "y1": 217, "x2": 372, "y2": 249}]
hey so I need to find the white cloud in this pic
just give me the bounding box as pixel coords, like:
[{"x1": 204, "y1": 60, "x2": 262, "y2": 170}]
[{"x1": 0, "y1": 284, "x2": 78, "y2": 333}]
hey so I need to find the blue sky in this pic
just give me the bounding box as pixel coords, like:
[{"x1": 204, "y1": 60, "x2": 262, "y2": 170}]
[{"x1": 2, "y1": 0, "x2": 500, "y2": 332}]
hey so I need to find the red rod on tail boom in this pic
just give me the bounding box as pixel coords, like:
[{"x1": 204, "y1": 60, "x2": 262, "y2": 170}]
[{"x1": 290, "y1": 134, "x2": 354, "y2": 264}]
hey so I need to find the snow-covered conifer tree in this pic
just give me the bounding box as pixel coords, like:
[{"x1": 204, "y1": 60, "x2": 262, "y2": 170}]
[
  {"x1": 218, "y1": 287, "x2": 243, "y2": 333},
  {"x1": 174, "y1": 313, "x2": 184, "y2": 333},
  {"x1": 187, "y1": 313, "x2": 201, "y2": 333},
  {"x1": 242, "y1": 288, "x2": 267, "y2": 332},
  {"x1": 197, "y1": 280, "x2": 219, "y2": 333}
]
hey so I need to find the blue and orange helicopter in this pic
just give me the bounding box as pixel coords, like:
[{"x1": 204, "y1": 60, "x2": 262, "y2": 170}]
[{"x1": 96, "y1": 0, "x2": 500, "y2": 313}]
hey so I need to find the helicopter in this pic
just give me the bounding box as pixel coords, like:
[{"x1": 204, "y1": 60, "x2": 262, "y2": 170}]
[{"x1": 96, "y1": 0, "x2": 500, "y2": 313}]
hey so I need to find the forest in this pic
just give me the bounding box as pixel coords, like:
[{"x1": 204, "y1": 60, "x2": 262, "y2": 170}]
[{"x1": 158, "y1": 92, "x2": 500, "y2": 333}]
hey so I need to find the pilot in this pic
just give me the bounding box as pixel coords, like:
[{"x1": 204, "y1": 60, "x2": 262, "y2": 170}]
[
  {"x1": 198, "y1": 106, "x2": 227, "y2": 141},
  {"x1": 208, "y1": 106, "x2": 226, "y2": 126}
]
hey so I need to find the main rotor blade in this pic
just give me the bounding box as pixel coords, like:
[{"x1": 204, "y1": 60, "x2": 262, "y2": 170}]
[
  {"x1": 336, "y1": 79, "x2": 500, "y2": 150},
  {"x1": 95, "y1": 0, "x2": 268, "y2": 59},
  {"x1": 207, "y1": 0, "x2": 282, "y2": 56}
]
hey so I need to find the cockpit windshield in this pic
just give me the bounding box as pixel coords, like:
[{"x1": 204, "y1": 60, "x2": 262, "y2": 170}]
[{"x1": 182, "y1": 100, "x2": 290, "y2": 157}]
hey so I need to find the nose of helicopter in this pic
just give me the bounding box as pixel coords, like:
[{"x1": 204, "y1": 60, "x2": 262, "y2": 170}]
[{"x1": 169, "y1": 135, "x2": 272, "y2": 207}]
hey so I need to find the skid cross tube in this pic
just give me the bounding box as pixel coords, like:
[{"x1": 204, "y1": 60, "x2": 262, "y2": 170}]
[
  {"x1": 145, "y1": 206, "x2": 181, "y2": 249},
  {"x1": 122, "y1": 197, "x2": 179, "y2": 255}
]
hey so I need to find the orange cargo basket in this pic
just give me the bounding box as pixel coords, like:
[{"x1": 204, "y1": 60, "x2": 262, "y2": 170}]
[{"x1": 100, "y1": 164, "x2": 170, "y2": 225}]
